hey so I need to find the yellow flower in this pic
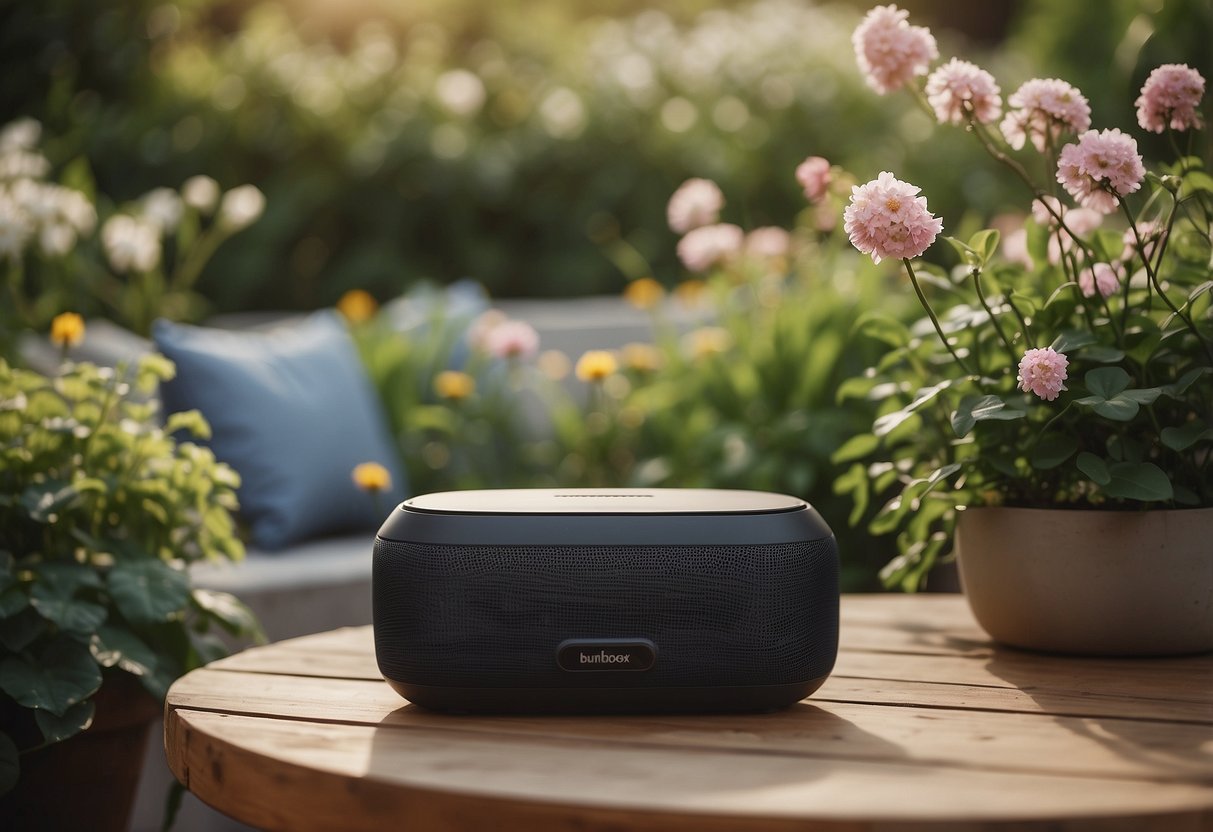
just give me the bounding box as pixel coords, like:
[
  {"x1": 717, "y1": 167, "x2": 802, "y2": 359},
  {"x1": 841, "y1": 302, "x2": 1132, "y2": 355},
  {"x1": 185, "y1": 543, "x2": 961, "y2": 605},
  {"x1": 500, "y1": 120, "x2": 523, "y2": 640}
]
[
  {"x1": 575, "y1": 350, "x2": 618, "y2": 383},
  {"x1": 623, "y1": 277, "x2": 665, "y2": 310},
  {"x1": 684, "y1": 327, "x2": 732, "y2": 359},
  {"x1": 50, "y1": 312, "x2": 85, "y2": 348},
  {"x1": 621, "y1": 342, "x2": 662, "y2": 373},
  {"x1": 336, "y1": 289, "x2": 378, "y2": 324},
  {"x1": 674, "y1": 279, "x2": 708, "y2": 306},
  {"x1": 351, "y1": 462, "x2": 392, "y2": 493},
  {"x1": 434, "y1": 370, "x2": 475, "y2": 401}
]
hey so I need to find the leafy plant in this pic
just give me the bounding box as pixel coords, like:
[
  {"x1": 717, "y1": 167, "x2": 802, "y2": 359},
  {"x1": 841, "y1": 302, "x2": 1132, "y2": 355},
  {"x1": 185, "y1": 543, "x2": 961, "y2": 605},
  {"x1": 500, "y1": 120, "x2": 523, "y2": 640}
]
[
  {"x1": 0, "y1": 355, "x2": 260, "y2": 796},
  {"x1": 835, "y1": 6, "x2": 1213, "y2": 590}
]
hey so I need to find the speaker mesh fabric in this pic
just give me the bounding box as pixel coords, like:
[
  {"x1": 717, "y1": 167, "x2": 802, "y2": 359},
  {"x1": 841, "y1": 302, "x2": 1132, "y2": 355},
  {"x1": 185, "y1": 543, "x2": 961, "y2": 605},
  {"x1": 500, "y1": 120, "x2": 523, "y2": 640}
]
[{"x1": 373, "y1": 539, "x2": 838, "y2": 689}]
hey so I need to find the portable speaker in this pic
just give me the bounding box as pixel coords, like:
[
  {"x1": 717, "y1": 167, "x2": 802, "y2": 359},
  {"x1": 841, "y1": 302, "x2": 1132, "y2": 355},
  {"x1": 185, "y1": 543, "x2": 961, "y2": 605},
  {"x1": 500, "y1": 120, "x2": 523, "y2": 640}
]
[{"x1": 372, "y1": 488, "x2": 839, "y2": 713}]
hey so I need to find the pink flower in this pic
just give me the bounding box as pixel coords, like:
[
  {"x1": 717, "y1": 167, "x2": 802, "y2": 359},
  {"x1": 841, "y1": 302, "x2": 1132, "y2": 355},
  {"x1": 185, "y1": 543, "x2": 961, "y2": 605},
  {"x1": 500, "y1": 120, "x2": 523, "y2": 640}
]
[
  {"x1": 843, "y1": 171, "x2": 943, "y2": 263},
  {"x1": 852, "y1": 5, "x2": 938, "y2": 95},
  {"x1": 1135, "y1": 64, "x2": 1205, "y2": 133},
  {"x1": 795, "y1": 156, "x2": 832, "y2": 202},
  {"x1": 468, "y1": 309, "x2": 508, "y2": 352},
  {"x1": 1000, "y1": 78, "x2": 1091, "y2": 152},
  {"x1": 1017, "y1": 347, "x2": 1069, "y2": 401},
  {"x1": 925, "y1": 58, "x2": 1001, "y2": 125},
  {"x1": 1031, "y1": 195, "x2": 1063, "y2": 226},
  {"x1": 667, "y1": 178, "x2": 724, "y2": 234},
  {"x1": 1079, "y1": 262, "x2": 1122, "y2": 299},
  {"x1": 1122, "y1": 220, "x2": 1165, "y2": 263},
  {"x1": 485, "y1": 319, "x2": 540, "y2": 359},
  {"x1": 745, "y1": 226, "x2": 791, "y2": 259},
  {"x1": 1056, "y1": 129, "x2": 1144, "y2": 214},
  {"x1": 1001, "y1": 227, "x2": 1033, "y2": 269},
  {"x1": 676, "y1": 223, "x2": 744, "y2": 272},
  {"x1": 1047, "y1": 207, "x2": 1103, "y2": 265}
]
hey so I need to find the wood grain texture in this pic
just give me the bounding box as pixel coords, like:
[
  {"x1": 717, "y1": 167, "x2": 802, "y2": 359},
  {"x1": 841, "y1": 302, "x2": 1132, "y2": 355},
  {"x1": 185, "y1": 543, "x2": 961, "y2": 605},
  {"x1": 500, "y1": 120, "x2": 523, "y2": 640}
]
[{"x1": 166, "y1": 595, "x2": 1213, "y2": 831}]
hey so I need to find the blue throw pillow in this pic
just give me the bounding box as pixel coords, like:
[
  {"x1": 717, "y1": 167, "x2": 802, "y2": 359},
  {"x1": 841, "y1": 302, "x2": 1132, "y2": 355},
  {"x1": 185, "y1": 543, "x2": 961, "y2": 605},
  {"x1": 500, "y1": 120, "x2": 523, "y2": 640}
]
[{"x1": 153, "y1": 312, "x2": 406, "y2": 550}]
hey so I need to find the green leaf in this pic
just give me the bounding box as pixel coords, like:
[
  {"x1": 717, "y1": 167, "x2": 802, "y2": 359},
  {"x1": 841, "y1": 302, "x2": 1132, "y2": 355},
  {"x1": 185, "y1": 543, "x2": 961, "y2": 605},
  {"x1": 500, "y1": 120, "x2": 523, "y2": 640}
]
[
  {"x1": 1092, "y1": 229, "x2": 1125, "y2": 262},
  {"x1": 35, "y1": 699, "x2": 95, "y2": 745},
  {"x1": 943, "y1": 235, "x2": 978, "y2": 266},
  {"x1": 1161, "y1": 422, "x2": 1213, "y2": 451},
  {"x1": 1180, "y1": 169, "x2": 1213, "y2": 197},
  {"x1": 1083, "y1": 346, "x2": 1126, "y2": 363},
  {"x1": 855, "y1": 313, "x2": 911, "y2": 348},
  {"x1": 1030, "y1": 434, "x2": 1078, "y2": 470},
  {"x1": 28, "y1": 563, "x2": 107, "y2": 635},
  {"x1": 1076, "y1": 395, "x2": 1140, "y2": 421},
  {"x1": 0, "y1": 608, "x2": 47, "y2": 652},
  {"x1": 874, "y1": 381, "x2": 951, "y2": 437},
  {"x1": 1050, "y1": 330, "x2": 1098, "y2": 353},
  {"x1": 108, "y1": 560, "x2": 190, "y2": 625},
  {"x1": 0, "y1": 587, "x2": 27, "y2": 618},
  {"x1": 164, "y1": 409, "x2": 212, "y2": 440},
  {"x1": 1162, "y1": 367, "x2": 1211, "y2": 398},
  {"x1": 968, "y1": 229, "x2": 1000, "y2": 265},
  {"x1": 0, "y1": 732, "x2": 17, "y2": 796},
  {"x1": 1076, "y1": 452, "x2": 1110, "y2": 485},
  {"x1": 90, "y1": 626, "x2": 158, "y2": 677},
  {"x1": 951, "y1": 394, "x2": 1025, "y2": 438},
  {"x1": 0, "y1": 637, "x2": 102, "y2": 716},
  {"x1": 1084, "y1": 367, "x2": 1131, "y2": 399},
  {"x1": 192, "y1": 589, "x2": 263, "y2": 642},
  {"x1": 831, "y1": 434, "x2": 879, "y2": 464},
  {"x1": 1102, "y1": 462, "x2": 1174, "y2": 502},
  {"x1": 19, "y1": 481, "x2": 84, "y2": 523}
]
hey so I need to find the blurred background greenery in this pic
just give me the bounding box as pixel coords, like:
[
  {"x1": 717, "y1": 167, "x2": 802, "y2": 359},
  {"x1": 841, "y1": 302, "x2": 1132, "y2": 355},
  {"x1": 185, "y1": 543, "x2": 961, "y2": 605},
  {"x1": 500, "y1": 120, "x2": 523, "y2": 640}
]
[{"x1": 4, "y1": 0, "x2": 1207, "y2": 311}]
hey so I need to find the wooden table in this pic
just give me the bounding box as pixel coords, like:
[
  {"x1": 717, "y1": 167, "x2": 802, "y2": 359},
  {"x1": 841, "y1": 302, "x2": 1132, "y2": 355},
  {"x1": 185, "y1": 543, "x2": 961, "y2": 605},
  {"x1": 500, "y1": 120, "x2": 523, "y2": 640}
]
[{"x1": 165, "y1": 595, "x2": 1213, "y2": 831}]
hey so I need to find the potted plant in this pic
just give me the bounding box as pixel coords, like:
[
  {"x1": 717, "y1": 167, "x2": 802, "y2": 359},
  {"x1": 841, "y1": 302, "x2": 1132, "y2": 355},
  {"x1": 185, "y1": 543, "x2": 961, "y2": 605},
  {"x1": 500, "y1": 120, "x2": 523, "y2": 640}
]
[
  {"x1": 834, "y1": 5, "x2": 1212, "y2": 654},
  {"x1": 0, "y1": 330, "x2": 260, "y2": 830}
]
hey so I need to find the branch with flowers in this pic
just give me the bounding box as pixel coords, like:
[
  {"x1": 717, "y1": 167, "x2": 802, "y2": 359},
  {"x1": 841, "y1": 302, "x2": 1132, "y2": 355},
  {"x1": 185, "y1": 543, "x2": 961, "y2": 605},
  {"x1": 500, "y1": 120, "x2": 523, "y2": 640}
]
[{"x1": 833, "y1": 5, "x2": 1213, "y2": 590}]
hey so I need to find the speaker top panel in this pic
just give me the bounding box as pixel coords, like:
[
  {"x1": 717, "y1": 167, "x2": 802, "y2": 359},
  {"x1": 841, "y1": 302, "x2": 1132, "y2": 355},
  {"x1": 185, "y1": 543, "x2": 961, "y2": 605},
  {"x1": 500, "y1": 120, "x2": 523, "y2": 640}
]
[
  {"x1": 380, "y1": 488, "x2": 832, "y2": 547},
  {"x1": 402, "y1": 488, "x2": 805, "y2": 516}
]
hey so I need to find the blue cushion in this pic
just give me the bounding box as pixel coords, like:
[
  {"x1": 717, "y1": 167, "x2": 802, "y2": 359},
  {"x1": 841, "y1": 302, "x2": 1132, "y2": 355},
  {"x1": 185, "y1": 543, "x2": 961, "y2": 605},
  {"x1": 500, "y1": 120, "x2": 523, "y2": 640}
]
[{"x1": 153, "y1": 312, "x2": 406, "y2": 550}]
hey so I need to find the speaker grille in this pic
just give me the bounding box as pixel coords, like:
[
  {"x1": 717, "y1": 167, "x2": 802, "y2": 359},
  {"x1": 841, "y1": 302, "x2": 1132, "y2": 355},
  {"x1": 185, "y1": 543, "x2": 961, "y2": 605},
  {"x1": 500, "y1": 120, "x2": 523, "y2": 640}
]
[{"x1": 373, "y1": 539, "x2": 838, "y2": 688}]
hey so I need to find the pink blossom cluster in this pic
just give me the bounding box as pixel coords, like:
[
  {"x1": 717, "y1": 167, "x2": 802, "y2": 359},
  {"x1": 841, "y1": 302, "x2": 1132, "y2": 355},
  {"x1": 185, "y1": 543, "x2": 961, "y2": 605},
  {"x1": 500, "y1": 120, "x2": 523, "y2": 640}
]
[
  {"x1": 484, "y1": 319, "x2": 540, "y2": 360},
  {"x1": 667, "y1": 178, "x2": 725, "y2": 235},
  {"x1": 1079, "y1": 262, "x2": 1122, "y2": 299},
  {"x1": 795, "y1": 156, "x2": 832, "y2": 202},
  {"x1": 843, "y1": 172, "x2": 943, "y2": 263},
  {"x1": 852, "y1": 5, "x2": 938, "y2": 95},
  {"x1": 1017, "y1": 347, "x2": 1069, "y2": 401},
  {"x1": 745, "y1": 226, "x2": 791, "y2": 259},
  {"x1": 1000, "y1": 78, "x2": 1091, "y2": 152},
  {"x1": 676, "y1": 223, "x2": 744, "y2": 272},
  {"x1": 925, "y1": 59, "x2": 1001, "y2": 125},
  {"x1": 1056, "y1": 128, "x2": 1145, "y2": 214},
  {"x1": 1135, "y1": 64, "x2": 1205, "y2": 133}
]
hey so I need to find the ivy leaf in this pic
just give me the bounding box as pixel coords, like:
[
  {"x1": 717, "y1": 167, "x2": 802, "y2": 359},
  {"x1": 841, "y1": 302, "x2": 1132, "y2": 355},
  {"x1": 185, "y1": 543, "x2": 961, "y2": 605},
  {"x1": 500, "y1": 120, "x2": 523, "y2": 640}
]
[
  {"x1": 951, "y1": 394, "x2": 1026, "y2": 438},
  {"x1": 192, "y1": 589, "x2": 264, "y2": 642},
  {"x1": 90, "y1": 625, "x2": 158, "y2": 677},
  {"x1": 34, "y1": 700, "x2": 95, "y2": 745},
  {"x1": 1076, "y1": 452, "x2": 1110, "y2": 486},
  {"x1": 29, "y1": 563, "x2": 107, "y2": 635},
  {"x1": 108, "y1": 560, "x2": 190, "y2": 626},
  {"x1": 1030, "y1": 435, "x2": 1078, "y2": 470},
  {"x1": 1102, "y1": 462, "x2": 1174, "y2": 502},
  {"x1": 0, "y1": 608, "x2": 48, "y2": 652},
  {"x1": 1084, "y1": 367, "x2": 1131, "y2": 399},
  {"x1": 0, "y1": 637, "x2": 102, "y2": 717},
  {"x1": 1160, "y1": 422, "x2": 1213, "y2": 451}
]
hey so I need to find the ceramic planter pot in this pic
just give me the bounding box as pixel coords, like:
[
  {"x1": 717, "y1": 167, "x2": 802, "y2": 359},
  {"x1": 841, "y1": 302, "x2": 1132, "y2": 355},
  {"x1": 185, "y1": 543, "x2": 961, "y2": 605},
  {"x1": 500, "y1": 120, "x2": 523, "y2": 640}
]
[{"x1": 955, "y1": 506, "x2": 1213, "y2": 656}]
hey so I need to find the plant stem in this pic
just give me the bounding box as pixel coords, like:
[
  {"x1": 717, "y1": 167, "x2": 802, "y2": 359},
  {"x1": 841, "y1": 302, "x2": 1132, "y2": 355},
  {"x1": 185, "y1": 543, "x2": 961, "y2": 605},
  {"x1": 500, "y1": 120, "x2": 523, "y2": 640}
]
[
  {"x1": 971, "y1": 268, "x2": 1019, "y2": 367},
  {"x1": 1118, "y1": 194, "x2": 1213, "y2": 363},
  {"x1": 903, "y1": 258, "x2": 974, "y2": 375}
]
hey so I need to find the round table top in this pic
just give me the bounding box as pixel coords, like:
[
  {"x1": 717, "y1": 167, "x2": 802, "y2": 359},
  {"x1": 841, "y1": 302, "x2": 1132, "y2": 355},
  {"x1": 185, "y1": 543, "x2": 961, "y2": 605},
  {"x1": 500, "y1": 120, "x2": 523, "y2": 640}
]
[{"x1": 165, "y1": 595, "x2": 1213, "y2": 831}]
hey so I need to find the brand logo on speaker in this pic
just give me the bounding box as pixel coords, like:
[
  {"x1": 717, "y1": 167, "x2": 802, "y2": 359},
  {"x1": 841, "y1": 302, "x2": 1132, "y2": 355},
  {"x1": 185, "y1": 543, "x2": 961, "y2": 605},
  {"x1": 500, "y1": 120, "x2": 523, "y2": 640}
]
[{"x1": 557, "y1": 639, "x2": 656, "y2": 672}]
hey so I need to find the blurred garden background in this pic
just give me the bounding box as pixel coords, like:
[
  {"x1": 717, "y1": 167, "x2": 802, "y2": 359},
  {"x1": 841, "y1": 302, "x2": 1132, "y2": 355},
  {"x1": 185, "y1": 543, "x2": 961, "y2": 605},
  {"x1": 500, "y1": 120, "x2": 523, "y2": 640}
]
[{"x1": 2, "y1": 0, "x2": 1211, "y2": 590}]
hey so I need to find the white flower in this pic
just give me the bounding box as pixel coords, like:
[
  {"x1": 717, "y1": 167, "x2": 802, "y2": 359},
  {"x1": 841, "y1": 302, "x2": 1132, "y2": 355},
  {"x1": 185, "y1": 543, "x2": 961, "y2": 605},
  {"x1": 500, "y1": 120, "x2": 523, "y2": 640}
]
[
  {"x1": 434, "y1": 69, "x2": 487, "y2": 117},
  {"x1": 182, "y1": 175, "x2": 220, "y2": 213},
  {"x1": 141, "y1": 187, "x2": 183, "y2": 232},
  {"x1": 0, "y1": 118, "x2": 41, "y2": 152},
  {"x1": 59, "y1": 190, "x2": 96, "y2": 235},
  {"x1": 39, "y1": 222, "x2": 76, "y2": 257},
  {"x1": 217, "y1": 184, "x2": 265, "y2": 231},
  {"x1": 102, "y1": 214, "x2": 161, "y2": 273},
  {"x1": 0, "y1": 191, "x2": 32, "y2": 261},
  {"x1": 0, "y1": 150, "x2": 50, "y2": 182},
  {"x1": 10, "y1": 180, "x2": 60, "y2": 224}
]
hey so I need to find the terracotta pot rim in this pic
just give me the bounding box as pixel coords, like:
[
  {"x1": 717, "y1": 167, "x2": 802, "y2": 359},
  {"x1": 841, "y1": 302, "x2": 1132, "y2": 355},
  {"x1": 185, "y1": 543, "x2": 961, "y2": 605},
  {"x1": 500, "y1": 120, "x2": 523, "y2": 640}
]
[{"x1": 960, "y1": 504, "x2": 1213, "y2": 517}]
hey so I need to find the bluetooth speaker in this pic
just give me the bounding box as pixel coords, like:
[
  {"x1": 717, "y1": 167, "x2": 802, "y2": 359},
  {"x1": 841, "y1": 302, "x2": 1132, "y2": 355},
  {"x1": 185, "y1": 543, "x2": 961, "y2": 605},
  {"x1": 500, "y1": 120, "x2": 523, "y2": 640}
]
[{"x1": 372, "y1": 488, "x2": 839, "y2": 713}]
